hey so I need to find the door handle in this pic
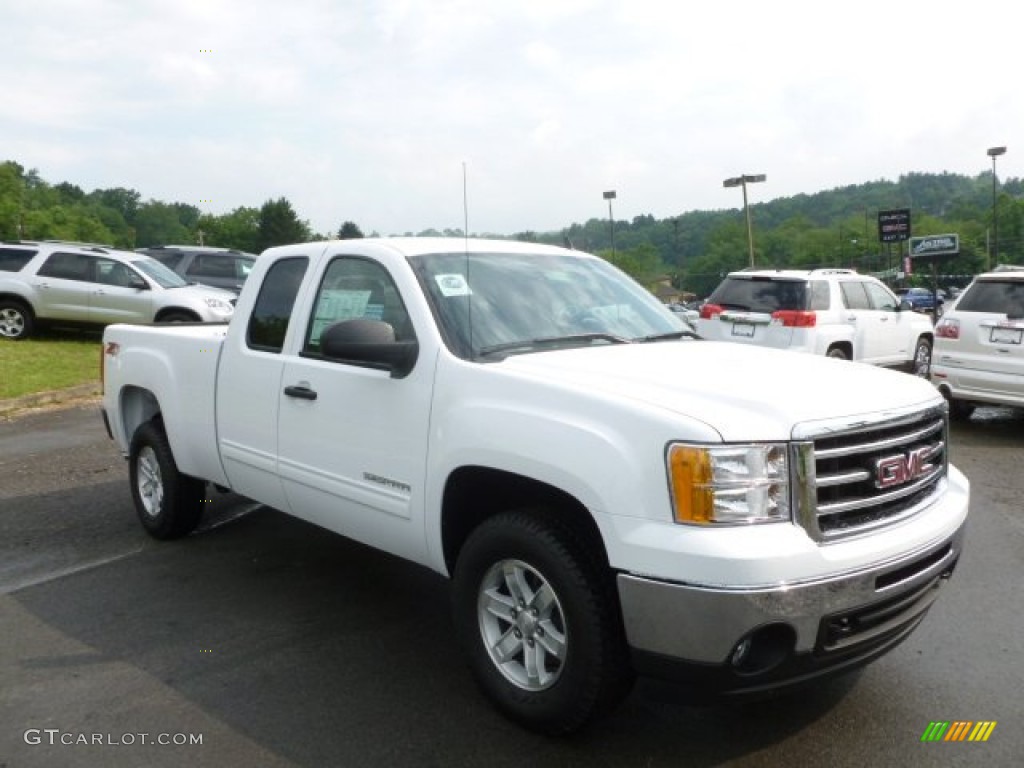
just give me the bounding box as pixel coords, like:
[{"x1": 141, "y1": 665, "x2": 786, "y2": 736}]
[{"x1": 284, "y1": 385, "x2": 318, "y2": 401}]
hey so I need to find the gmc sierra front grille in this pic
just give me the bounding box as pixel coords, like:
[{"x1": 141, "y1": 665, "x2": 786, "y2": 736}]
[{"x1": 792, "y1": 406, "x2": 948, "y2": 541}]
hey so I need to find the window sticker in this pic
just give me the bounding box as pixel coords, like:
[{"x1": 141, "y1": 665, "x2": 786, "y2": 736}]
[
  {"x1": 309, "y1": 289, "x2": 371, "y2": 344},
  {"x1": 435, "y1": 273, "x2": 472, "y2": 297}
]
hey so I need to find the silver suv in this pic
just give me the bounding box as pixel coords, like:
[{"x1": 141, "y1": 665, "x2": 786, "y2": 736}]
[
  {"x1": 0, "y1": 240, "x2": 236, "y2": 340},
  {"x1": 931, "y1": 266, "x2": 1024, "y2": 418},
  {"x1": 696, "y1": 268, "x2": 935, "y2": 375}
]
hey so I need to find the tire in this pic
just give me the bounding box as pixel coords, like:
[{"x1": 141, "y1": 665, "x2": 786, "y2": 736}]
[
  {"x1": 947, "y1": 398, "x2": 975, "y2": 421},
  {"x1": 826, "y1": 345, "x2": 849, "y2": 361},
  {"x1": 128, "y1": 420, "x2": 206, "y2": 539},
  {"x1": 911, "y1": 337, "x2": 932, "y2": 378},
  {"x1": 452, "y1": 510, "x2": 634, "y2": 734},
  {"x1": 157, "y1": 311, "x2": 197, "y2": 324},
  {"x1": 0, "y1": 300, "x2": 34, "y2": 340}
]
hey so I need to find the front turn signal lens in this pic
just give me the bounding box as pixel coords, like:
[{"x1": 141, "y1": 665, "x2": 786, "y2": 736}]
[{"x1": 667, "y1": 443, "x2": 790, "y2": 525}]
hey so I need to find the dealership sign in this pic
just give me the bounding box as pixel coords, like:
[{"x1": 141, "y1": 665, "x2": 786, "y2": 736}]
[
  {"x1": 909, "y1": 234, "x2": 959, "y2": 259},
  {"x1": 878, "y1": 208, "x2": 911, "y2": 243}
]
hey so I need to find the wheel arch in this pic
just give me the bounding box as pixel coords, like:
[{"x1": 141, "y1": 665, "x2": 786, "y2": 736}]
[
  {"x1": 440, "y1": 466, "x2": 610, "y2": 578},
  {"x1": 154, "y1": 307, "x2": 201, "y2": 322},
  {"x1": 118, "y1": 385, "x2": 163, "y2": 446}
]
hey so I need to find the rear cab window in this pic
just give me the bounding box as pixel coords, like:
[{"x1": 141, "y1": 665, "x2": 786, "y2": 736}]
[{"x1": 247, "y1": 257, "x2": 309, "y2": 352}]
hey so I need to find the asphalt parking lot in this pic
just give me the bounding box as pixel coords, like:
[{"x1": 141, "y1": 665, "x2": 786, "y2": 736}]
[{"x1": 1, "y1": 401, "x2": 1021, "y2": 768}]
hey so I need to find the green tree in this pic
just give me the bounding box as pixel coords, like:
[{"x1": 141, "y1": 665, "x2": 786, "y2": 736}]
[
  {"x1": 198, "y1": 207, "x2": 260, "y2": 252},
  {"x1": 134, "y1": 201, "x2": 192, "y2": 246},
  {"x1": 337, "y1": 220, "x2": 364, "y2": 239},
  {"x1": 257, "y1": 197, "x2": 310, "y2": 251}
]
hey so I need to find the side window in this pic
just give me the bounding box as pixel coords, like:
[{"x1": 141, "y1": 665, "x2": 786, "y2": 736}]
[
  {"x1": 95, "y1": 258, "x2": 139, "y2": 287},
  {"x1": 36, "y1": 252, "x2": 91, "y2": 281},
  {"x1": 247, "y1": 257, "x2": 309, "y2": 353},
  {"x1": 188, "y1": 255, "x2": 235, "y2": 279},
  {"x1": 864, "y1": 282, "x2": 898, "y2": 311},
  {"x1": 303, "y1": 257, "x2": 414, "y2": 356},
  {"x1": 840, "y1": 281, "x2": 871, "y2": 310},
  {"x1": 0, "y1": 247, "x2": 37, "y2": 272},
  {"x1": 151, "y1": 253, "x2": 184, "y2": 269},
  {"x1": 809, "y1": 280, "x2": 831, "y2": 310}
]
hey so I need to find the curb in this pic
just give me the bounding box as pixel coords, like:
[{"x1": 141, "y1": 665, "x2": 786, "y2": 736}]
[{"x1": 0, "y1": 382, "x2": 102, "y2": 418}]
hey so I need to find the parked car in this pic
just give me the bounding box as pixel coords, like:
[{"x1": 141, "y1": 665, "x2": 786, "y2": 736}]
[
  {"x1": 931, "y1": 267, "x2": 1024, "y2": 418},
  {"x1": 0, "y1": 240, "x2": 236, "y2": 340},
  {"x1": 696, "y1": 268, "x2": 934, "y2": 375},
  {"x1": 897, "y1": 287, "x2": 945, "y2": 314},
  {"x1": 136, "y1": 245, "x2": 257, "y2": 294}
]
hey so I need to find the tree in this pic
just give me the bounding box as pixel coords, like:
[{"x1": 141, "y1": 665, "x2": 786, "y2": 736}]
[
  {"x1": 337, "y1": 220, "x2": 364, "y2": 239},
  {"x1": 134, "y1": 201, "x2": 192, "y2": 246},
  {"x1": 198, "y1": 207, "x2": 260, "y2": 252},
  {"x1": 257, "y1": 197, "x2": 310, "y2": 251}
]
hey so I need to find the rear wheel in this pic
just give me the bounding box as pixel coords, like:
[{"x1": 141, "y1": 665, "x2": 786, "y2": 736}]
[
  {"x1": 0, "y1": 300, "x2": 34, "y2": 340},
  {"x1": 452, "y1": 510, "x2": 633, "y2": 734},
  {"x1": 129, "y1": 420, "x2": 205, "y2": 539},
  {"x1": 911, "y1": 337, "x2": 932, "y2": 378},
  {"x1": 826, "y1": 345, "x2": 849, "y2": 361}
]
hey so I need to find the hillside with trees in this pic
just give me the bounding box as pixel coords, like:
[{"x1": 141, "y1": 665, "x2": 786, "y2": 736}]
[{"x1": 2, "y1": 159, "x2": 1020, "y2": 296}]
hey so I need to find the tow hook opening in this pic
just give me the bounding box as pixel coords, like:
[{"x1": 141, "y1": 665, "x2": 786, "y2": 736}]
[{"x1": 730, "y1": 623, "x2": 796, "y2": 676}]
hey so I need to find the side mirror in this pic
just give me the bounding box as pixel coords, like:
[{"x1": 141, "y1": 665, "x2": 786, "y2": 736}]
[
  {"x1": 320, "y1": 318, "x2": 418, "y2": 379},
  {"x1": 898, "y1": 299, "x2": 913, "y2": 311},
  {"x1": 129, "y1": 274, "x2": 149, "y2": 290}
]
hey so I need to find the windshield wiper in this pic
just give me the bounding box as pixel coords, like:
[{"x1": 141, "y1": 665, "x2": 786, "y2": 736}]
[
  {"x1": 478, "y1": 333, "x2": 630, "y2": 359},
  {"x1": 638, "y1": 330, "x2": 700, "y2": 342}
]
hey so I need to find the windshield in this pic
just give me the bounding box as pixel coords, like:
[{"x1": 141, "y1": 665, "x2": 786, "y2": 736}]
[
  {"x1": 130, "y1": 256, "x2": 189, "y2": 288},
  {"x1": 409, "y1": 250, "x2": 685, "y2": 360}
]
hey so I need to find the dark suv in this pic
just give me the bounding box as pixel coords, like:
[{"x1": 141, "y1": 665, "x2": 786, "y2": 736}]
[{"x1": 136, "y1": 245, "x2": 257, "y2": 294}]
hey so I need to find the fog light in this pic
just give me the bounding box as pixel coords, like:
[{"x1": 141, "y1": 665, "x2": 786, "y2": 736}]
[{"x1": 729, "y1": 624, "x2": 796, "y2": 676}]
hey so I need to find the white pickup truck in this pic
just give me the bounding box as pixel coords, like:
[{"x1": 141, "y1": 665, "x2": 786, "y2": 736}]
[{"x1": 101, "y1": 238, "x2": 969, "y2": 734}]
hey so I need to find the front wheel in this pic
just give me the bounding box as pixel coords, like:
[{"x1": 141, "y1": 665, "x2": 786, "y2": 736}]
[
  {"x1": 451, "y1": 510, "x2": 633, "y2": 734},
  {"x1": 826, "y1": 345, "x2": 850, "y2": 361},
  {"x1": 129, "y1": 420, "x2": 206, "y2": 539}
]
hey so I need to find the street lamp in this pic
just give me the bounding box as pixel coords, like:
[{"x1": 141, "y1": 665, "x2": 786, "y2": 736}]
[
  {"x1": 723, "y1": 174, "x2": 766, "y2": 267},
  {"x1": 602, "y1": 190, "x2": 617, "y2": 257},
  {"x1": 987, "y1": 146, "x2": 1007, "y2": 269}
]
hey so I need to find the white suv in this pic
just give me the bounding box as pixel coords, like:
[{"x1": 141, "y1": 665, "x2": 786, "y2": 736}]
[
  {"x1": 697, "y1": 268, "x2": 934, "y2": 375},
  {"x1": 931, "y1": 266, "x2": 1024, "y2": 418},
  {"x1": 0, "y1": 240, "x2": 236, "y2": 340}
]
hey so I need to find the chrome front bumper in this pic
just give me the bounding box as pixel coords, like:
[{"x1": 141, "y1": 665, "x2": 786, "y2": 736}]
[{"x1": 618, "y1": 519, "x2": 966, "y2": 673}]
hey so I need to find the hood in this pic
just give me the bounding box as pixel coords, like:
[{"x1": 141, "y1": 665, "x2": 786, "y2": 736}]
[
  {"x1": 172, "y1": 283, "x2": 237, "y2": 300},
  {"x1": 498, "y1": 340, "x2": 941, "y2": 441}
]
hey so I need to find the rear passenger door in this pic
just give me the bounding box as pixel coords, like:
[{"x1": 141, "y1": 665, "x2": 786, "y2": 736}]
[{"x1": 32, "y1": 252, "x2": 94, "y2": 320}]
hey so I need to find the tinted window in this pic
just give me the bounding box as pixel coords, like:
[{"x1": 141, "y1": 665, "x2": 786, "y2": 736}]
[
  {"x1": 0, "y1": 247, "x2": 36, "y2": 272},
  {"x1": 303, "y1": 257, "x2": 414, "y2": 355},
  {"x1": 708, "y1": 277, "x2": 809, "y2": 312},
  {"x1": 840, "y1": 281, "x2": 871, "y2": 310},
  {"x1": 149, "y1": 252, "x2": 184, "y2": 269},
  {"x1": 36, "y1": 252, "x2": 91, "y2": 281},
  {"x1": 187, "y1": 254, "x2": 244, "y2": 279},
  {"x1": 956, "y1": 279, "x2": 1024, "y2": 317},
  {"x1": 864, "y1": 282, "x2": 898, "y2": 311},
  {"x1": 247, "y1": 257, "x2": 309, "y2": 352}
]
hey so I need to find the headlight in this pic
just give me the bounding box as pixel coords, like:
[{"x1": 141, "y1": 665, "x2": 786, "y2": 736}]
[
  {"x1": 667, "y1": 443, "x2": 790, "y2": 525},
  {"x1": 204, "y1": 298, "x2": 234, "y2": 313}
]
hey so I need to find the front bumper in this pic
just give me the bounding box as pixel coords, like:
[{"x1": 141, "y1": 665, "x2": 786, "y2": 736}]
[{"x1": 618, "y1": 518, "x2": 966, "y2": 694}]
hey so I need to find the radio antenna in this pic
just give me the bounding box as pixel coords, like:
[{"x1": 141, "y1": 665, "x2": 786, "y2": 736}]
[{"x1": 463, "y1": 161, "x2": 473, "y2": 355}]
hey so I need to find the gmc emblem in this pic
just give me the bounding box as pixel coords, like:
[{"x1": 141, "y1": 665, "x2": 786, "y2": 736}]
[{"x1": 875, "y1": 446, "x2": 934, "y2": 489}]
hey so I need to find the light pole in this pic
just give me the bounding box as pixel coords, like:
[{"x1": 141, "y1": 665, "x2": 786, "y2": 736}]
[
  {"x1": 602, "y1": 190, "x2": 616, "y2": 258},
  {"x1": 987, "y1": 146, "x2": 1006, "y2": 269},
  {"x1": 723, "y1": 174, "x2": 766, "y2": 267}
]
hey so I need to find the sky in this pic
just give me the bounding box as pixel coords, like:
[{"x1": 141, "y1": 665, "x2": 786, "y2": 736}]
[{"x1": 3, "y1": 0, "x2": 1020, "y2": 238}]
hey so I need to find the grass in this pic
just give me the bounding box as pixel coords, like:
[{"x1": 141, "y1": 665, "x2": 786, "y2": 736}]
[{"x1": 0, "y1": 329, "x2": 103, "y2": 400}]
